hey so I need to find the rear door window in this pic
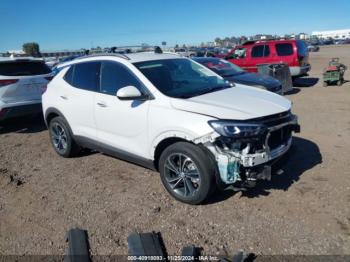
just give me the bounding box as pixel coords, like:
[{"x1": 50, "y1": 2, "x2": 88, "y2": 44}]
[
  {"x1": 0, "y1": 61, "x2": 51, "y2": 76},
  {"x1": 100, "y1": 61, "x2": 142, "y2": 96},
  {"x1": 71, "y1": 62, "x2": 100, "y2": 92},
  {"x1": 275, "y1": 43, "x2": 294, "y2": 56},
  {"x1": 251, "y1": 45, "x2": 270, "y2": 58}
]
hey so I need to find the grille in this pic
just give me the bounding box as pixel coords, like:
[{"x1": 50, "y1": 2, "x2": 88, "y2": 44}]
[
  {"x1": 252, "y1": 110, "x2": 293, "y2": 127},
  {"x1": 268, "y1": 126, "x2": 292, "y2": 150}
]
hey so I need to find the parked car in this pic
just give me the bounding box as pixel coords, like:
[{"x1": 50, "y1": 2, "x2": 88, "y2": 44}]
[
  {"x1": 321, "y1": 39, "x2": 334, "y2": 45},
  {"x1": 45, "y1": 57, "x2": 59, "y2": 68},
  {"x1": 307, "y1": 45, "x2": 319, "y2": 52},
  {"x1": 226, "y1": 39, "x2": 311, "y2": 77},
  {"x1": 193, "y1": 57, "x2": 282, "y2": 94},
  {"x1": 0, "y1": 57, "x2": 52, "y2": 120},
  {"x1": 335, "y1": 39, "x2": 350, "y2": 45},
  {"x1": 59, "y1": 55, "x2": 82, "y2": 64},
  {"x1": 42, "y1": 52, "x2": 300, "y2": 204},
  {"x1": 174, "y1": 48, "x2": 196, "y2": 57}
]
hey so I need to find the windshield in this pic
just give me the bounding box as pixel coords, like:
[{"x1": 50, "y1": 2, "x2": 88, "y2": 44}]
[
  {"x1": 134, "y1": 58, "x2": 231, "y2": 98},
  {"x1": 197, "y1": 59, "x2": 244, "y2": 77}
]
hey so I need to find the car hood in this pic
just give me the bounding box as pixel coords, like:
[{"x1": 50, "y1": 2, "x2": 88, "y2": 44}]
[
  {"x1": 226, "y1": 72, "x2": 281, "y2": 88},
  {"x1": 170, "y1": 85, "x2": 291, "y2": 120}
]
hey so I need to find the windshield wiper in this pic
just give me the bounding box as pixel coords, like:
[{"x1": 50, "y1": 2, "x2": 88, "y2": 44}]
[{"x1": 189, "y1": 85, "x2": 232, "y2": 97}]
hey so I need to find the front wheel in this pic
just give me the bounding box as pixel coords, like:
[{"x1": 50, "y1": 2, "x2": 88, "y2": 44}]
[
  {"x1": 159, "y1": 142, "x2": 216, "y2": 204},
  {"x1": 48, "y1": 116, "x2": 80, "y2": 157}
]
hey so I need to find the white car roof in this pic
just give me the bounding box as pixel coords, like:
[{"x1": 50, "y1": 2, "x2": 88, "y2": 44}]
[{"x1": 55, "y1": 52, "x2": 182, "y2": 68}]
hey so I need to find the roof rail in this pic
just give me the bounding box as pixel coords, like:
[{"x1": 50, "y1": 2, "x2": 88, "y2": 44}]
[
  {"x1": 242, "y1": 37, "x2": 295, "y2": 45},
  {"x1": 78, "y1": 53, "x2": 130, "y2": 60}
]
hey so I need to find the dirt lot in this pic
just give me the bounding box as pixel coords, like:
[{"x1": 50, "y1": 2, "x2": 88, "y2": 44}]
[{"x1": 1, "y1": 45, "x2": 350, "y2": 258}]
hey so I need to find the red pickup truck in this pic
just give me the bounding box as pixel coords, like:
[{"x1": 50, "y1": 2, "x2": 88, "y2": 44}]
[{"x1": 226, "y1": 39, "x2": 311, "y2": 77}]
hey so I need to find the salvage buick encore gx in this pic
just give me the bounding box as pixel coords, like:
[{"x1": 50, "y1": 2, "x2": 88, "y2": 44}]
[{"x1": 42, "y1": 52, "x2": 300, "y2": 204}]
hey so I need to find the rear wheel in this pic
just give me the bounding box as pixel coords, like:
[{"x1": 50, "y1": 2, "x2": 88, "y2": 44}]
[
  {"x1": 159, "y1": 142, "x2": 216, "y2": 204},
  {"x1": 48, "y1": 116, "x2": 80, "y2": 157}
]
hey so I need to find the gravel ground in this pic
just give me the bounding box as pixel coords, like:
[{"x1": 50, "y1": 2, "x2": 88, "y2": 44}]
[{"x1": 0, "y1": 45, "x2": 349, "y2": 258}]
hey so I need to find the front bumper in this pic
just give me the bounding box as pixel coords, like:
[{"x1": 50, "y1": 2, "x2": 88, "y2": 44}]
[
  {"x1": 240, "y1": 137, "x2": 292, "y2": 167},
  {"x1": 289, "y1": 64, "x2": 311, "y2": 77},
  {"x1": 202, "y1": 113, "x2": 300, "y2": 185}
]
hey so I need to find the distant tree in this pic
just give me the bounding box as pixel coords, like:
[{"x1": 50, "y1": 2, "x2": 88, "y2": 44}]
[
  {"x1": 239, "y1": 36, "x2": 248, "y2": 44},
  {"x1": 22, "y1": 42, "x2": 40, "y2": 57},
  {"x1": 230, "y1": 36, "x2": 239, "y2": 44},
  {"x1": 182, "y1": 44, "x2": 187, "y2": 48},
  {"x1": 175, "y1": 44, "x2": 179, "y2": 49},
  {"x1": 215, "y1": 37, "x2": 222, "y2": 47}
]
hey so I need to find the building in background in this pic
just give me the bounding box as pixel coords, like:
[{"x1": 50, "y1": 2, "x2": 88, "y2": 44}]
[{"x1": 312, "y1": 29, "x2": 350, "y2": 39}]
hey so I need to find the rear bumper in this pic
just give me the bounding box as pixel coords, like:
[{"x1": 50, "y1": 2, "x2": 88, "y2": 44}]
[
  {"x1": 289, "y1": 64, "x2": 311, "y2": 76},
  {"x1": 0, "y1": 103, "x2": 42, "y2": 121}
]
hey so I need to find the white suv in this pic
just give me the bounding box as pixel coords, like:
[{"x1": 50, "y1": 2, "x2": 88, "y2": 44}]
[
  {"x1": 42, "y1": 52, "x2": 300, "y2": 204},
  {"x1": 0, "y1": 57, "x2": 52, "y2": 120}
]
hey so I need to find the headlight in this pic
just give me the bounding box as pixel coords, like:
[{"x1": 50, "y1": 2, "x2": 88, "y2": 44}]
[{"x1": 208, "y1": 120, "x2": 267, "y2": 138}]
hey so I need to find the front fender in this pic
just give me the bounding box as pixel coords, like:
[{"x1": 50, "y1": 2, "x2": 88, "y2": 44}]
[{"x1": 150, "y1": 130, "x2": 197, "y2": 158}]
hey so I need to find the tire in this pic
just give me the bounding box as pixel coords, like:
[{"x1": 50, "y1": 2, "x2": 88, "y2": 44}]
[
  {"x1": 323, "y1": 81, "x2": 328, "y2": 87},
  {"x1": 158, "y1": 142, "x2": 216, "y2": 204},
  {"x1": 337, "y1": 80, "x2": 342, "y2": 86},
  {"x1": 48, "y1": 116, "x2": 80, "y2": 157}
]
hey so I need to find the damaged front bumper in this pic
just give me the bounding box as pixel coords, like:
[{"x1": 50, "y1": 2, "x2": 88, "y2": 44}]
[
  {"x1": 195, "y1": 112, "x2": 300, "y2": 187},
  {"x1": 237, "y1": 137, "x2": 292, "y2": 168}
]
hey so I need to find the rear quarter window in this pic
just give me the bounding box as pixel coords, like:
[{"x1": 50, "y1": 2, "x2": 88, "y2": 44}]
[
  {"x1": 275, "y1": 43, "x2": 294, "y2": 56},
  {"x1": 296, "y1": 40, "x2": 308, "y2": 57},
  {"x1": 0, "y1": 61, "x2": 51, "y2": 76},
  {"x1": 63, "y1": 66, "x2": 74, "y2": 84}
]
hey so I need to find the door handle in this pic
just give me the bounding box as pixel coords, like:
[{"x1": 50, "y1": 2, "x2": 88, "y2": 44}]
[
  {"x1": 97, "y1": 102, "x2": 107, "y2": 107},
  {"x1": 60, "y1": 95, "x2": 68, "y2": 100}
]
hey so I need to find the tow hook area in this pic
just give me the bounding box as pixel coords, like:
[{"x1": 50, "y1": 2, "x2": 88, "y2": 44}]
[
  {"x1": 212, "y1": 147, "x2": 273, "y2": 186},
  {"x1": 224, "y1": 165, "x2": 274, "y2": 191}
]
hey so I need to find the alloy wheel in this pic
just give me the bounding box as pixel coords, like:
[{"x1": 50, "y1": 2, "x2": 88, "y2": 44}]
[
  {"x1": 164, "y1": 153, "x2": 201, "y2": 197},
  {"x1": 51, "y1": 122, "x2": 68, "y2": 153}
]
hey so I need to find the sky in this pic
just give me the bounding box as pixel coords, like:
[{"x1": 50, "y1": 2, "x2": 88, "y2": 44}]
[{"x1": 1, "y1": 0, "x2": 350, "y2": 52}]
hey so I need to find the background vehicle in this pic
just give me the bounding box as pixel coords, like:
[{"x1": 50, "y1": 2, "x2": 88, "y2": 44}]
[
  {"x1": 193, "y1": 57, "x2": 282, "y2": 94},
  {"x1": 226, "y1": 39, "x2": 311, "y2": 77},
  {"x1": 307, "y1": 44, "x2": 320, "y2": 52},
  {"x1": 43, "y1": 52, "x2": 299, "y2": 205},
  {"x1": 45, "y1": 57, "x2": 59, "y2": 68},
  {"x1": 0, "y1": 57, "x2": 52, "y2": 120},
  {"x1": 213, "y1": 47, "x2": 231, "y2": 58},
  {"x1": 174, "y1": 48, "x2": 196, "y2": 57},
  {"x1": 59, "y1": 55, "x2": 82, "y2": 64}
]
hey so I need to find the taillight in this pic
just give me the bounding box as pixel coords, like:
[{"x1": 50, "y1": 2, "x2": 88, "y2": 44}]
[
  {"x1": 45, "y1": 76, "x2": 54, "y2": 81},
  {"x1": 0, "y1": 79, "x2": 19, "y2": 87}
]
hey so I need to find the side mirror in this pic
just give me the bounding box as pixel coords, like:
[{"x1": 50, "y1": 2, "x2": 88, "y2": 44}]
[{"x1": 116, "y1": 86, "x2": 148, "y2": 100}]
